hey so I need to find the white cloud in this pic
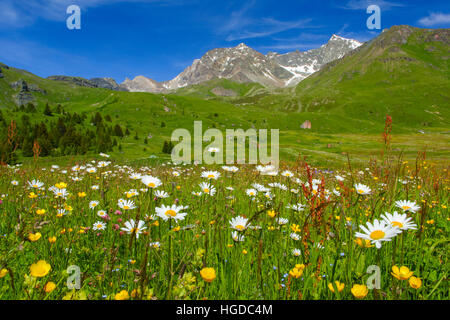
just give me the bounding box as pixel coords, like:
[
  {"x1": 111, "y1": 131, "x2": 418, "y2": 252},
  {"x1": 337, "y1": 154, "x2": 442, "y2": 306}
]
[
  {"x1": 226, "y1": 18, "x2": 316, "y2": 41},
  {"x1": 418, "y1": 12, "x2": 450, "y2": 27}
]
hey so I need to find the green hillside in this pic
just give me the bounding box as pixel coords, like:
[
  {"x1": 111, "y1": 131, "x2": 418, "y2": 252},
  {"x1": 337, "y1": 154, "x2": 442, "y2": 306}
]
[
  {"x1": 0, "y1": 25, "x2": 449, "y2": 167},
  {"x1": 294, "y1": 25, "x2": 450, "y2": 128}
]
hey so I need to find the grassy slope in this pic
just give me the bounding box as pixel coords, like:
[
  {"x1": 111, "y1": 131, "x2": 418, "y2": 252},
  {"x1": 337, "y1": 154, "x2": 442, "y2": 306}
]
[{"x1": 0, "y1": 26, "x2": 449, "y2": 167}]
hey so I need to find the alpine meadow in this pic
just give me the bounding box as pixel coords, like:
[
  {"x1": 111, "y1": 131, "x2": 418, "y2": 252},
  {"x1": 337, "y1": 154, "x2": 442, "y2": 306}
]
[{"x1": 0, "y1": 1, "x2": 448, "y2": 303}]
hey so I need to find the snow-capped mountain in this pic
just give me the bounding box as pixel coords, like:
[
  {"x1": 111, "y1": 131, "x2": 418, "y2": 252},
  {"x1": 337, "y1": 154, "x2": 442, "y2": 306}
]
[
  {"x1": 271, "y1": 34, "x2": 363, "y2": 86},
  {"x1": 121, "y1": 35, "x2": 363, "y2": 92}
]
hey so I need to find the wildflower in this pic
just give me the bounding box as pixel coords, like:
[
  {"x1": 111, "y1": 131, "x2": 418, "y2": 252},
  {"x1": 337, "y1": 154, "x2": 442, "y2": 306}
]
[
  {"x1": 242, "y1": 249, "x2": 248, "y2": 255},
  {"x1": 289, "y1": 264, "x2": 305, "y2": 279},
  {"x1": 351, "y1": 284, "x2": 368, "y2": 299},
  {"x1": 231, "y1": 231, "x2": 245, "y2": 242},
  {"x1": 115, "y1": 290, "x2": 130, "y2": 300},
  {"x1": 118, "y1": 199, "x2": 136, "y2": 210},
  {"x1": 48, "y1": 236, "x2": 56, "y2": 243},
  {"x1": 78, "y1": 192, "x2": 87, "y2": 198},
  {"x1": 29, "y1": 232, "x2": 42, "y2": 242},
  {"x1": 286, "y1": 203, "x2": 306, "y2": 212},
  {"x1": 121, "y1": 219, "x2": 147, "y2": 239},
  {"x1": 155, "y1": 204, "x2": 188, "y2": 221},
  {"x1": 30, "y1": 260, "x2": 51, "y2": 277},
  {"x1": 381, "y1": 211, "x2": 417, "y2": 231},
  {"x1": 328, "y1": 281, "x2": 345, "y2": 293},
  {"x1": 229, "y1": 216, "x2": 249, "y2": 231},
  {"x1": 355, "y1": 219, "x2": 401, "y2": 249},
  {"x1": 36, "y1": 209, "x2": 46, "y2": 215},
  {"x1": 154, "y1": 190, "x2": 169, "y2": 199},
  {"x1": 409, "y1": 276, "x2": 422, "y2": 289},
  {"x1": 395, "y1": 200, "x2": 420, "y2": 213},
  {"x1": 89, "y1": 201, "x2": 100, "y2": 209},
  {"x1": 28, "y1": 179, "x2": 44, "y2": 189},
  {"x1": 200, "y1": 267, "x2": 216, "y2": 283},
  {"x1": 391, "y1": 266, "x2": 413, "y2": 280},
  {"x1": 292, "y1": 249, "x2": 301, "y2": 257},
  {"x1": 93, "y1": 221, "x2": 106, "y2": 231},
  {"x1": 291, "y1": 224, "x2": 301, "y2": 233},
  {"x1": 201, "y1": 171, "x2": 220, "y2": 180},
  {"x1": 354, "y1": 238, "x2": 374, "y2": 248},
  {"x1": 141, "y1": 175, "x2": 162, "y2": 189},
  {"x1": 199, "y1": 182, "x2": 216, "y2": 196},
  {"x1": 0, "y1": 269, "x2": 8, "y2": 278},
  {"x1": 267, "y1": 210, "x2": 276, "y2": 218},
  {"x1": 281, "y1": 170, "x2": 294, "y2": 177},
  {"x1": 44, "y1": 282, "x2": 57, "y2": 293},
  {"x1": 246, "y1": 189, "x2": 258, "y2": 197},
  {"x1": 354, "y1": 183, "x2": 371, "y2": 195}
]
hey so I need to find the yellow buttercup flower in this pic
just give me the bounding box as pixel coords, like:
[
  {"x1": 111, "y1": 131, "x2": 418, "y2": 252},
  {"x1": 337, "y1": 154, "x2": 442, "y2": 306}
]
[
  {"x1": 409, "y1": 276, "x2": 422, "y2": 289},
  {"x1": 115, "y1": 290, "x2": 130, "y2": 300},
  {"x1": 0, "y1": 269, "x2": 8, "y2": 278},
  {"x1": 30, "y1": 260, "x2": 51, "y2": 278},
  {"x1": 267, "y1": 210, "x2": 276, "y2": 218},
  {"x1": 289, "y1": 264, "x2": 305, "y2": 279},
  {"x1": 48, "y1": 236, "x2": 57, "y2": 243},
  {"x1": 242, "y1": 249, "x2": 248, "y2": 255},
  {"x1": 36, "y1": 209, "x2": 46, "y2": 215},
  {"x1": 351, "y1": 284, "x2": 368, "y2": 299},
  {"x1": 354, "y1": 237, "x2": 374, "y2": 248},
  {"x1": 44, "y1": 281, "x2": 57, "y2": 293},
  {"x1": 55, "y1": 182, "x2": 67, "y2": 189},
  {"x1": 28, "y1": 192, "x2": 38, "y2": 199},
  {"x1": 78, "y1": 192, "x2": 87, "y2": 198},
  {"x1": 391, "y1": 265, "x2": 413, "y2": 280},
  {"x1": 200, "y1": 267, "x2": 216, "y2": 283},
  {"x1": 328, "y1": 281, "x2": 345, "y2": 293},
  {"x1": 28, "y1": 232, "x2": 42, "y2": 242}
]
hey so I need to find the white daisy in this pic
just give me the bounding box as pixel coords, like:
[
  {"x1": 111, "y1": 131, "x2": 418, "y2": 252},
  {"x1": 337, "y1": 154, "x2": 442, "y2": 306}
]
[
  {"x1": 121, "y1": 219, "x2": 146, "y2": 238},
  {"x1": 141, "y1": 175, "x2": 162, "y2": 189},
  {"x1": 89, "y1": 201, "x2": 100, "y2": 209},
  {"x1": 381, "y1": 211, "x2": 417, "y2": 231},
  {"x1": 292, "y1": 249, "x2": 302, "y2": 257},
  {"x1": 28, "y1": 179, "x2": 44, "y2": 189},
  {"x1": 155, "y1": 204, "x2": 187, "y2": 221},
  {"x1": 231, "y1": 231, "x2": 245, "y2": 242},
  {"x1": 229, "y1": 216, "x2": 250, "y2": 231},
  {"x1": 199, "y1": 182, "x2": 216, "y2": 196},
  {"x1": 154, "y1": 190, "x2": 169, "y2": 199},
  {"x1": 118, "y1": 199, "x2": 137, "y2": 210},
  {"x1": 201, "y1": 171, "x2": 220, "y2": 180},
  {"x1": 93, "y1": 221, "x2": 106, "y2": 231},
  {"x1": 355, "y1": 183, "x2": 371, "y2": 195},
  {"x1": 355, "y1": 219, "x2": 401, "y2": 249},
  {"x1": 395, "y1": 200, "x2": 420, "y2": 213}
]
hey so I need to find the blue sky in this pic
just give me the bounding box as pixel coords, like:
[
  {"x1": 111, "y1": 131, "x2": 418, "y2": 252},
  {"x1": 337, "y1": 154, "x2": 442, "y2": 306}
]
[{"x1": 0, "y1": 0, "x2": 449, "y2": 83}]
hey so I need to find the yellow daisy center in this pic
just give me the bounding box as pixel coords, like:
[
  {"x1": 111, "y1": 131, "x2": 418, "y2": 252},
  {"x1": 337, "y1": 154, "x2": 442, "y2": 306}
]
[
  {"x1": 165, "y1": 210, "x2": 177, "y2": 217},
  {"x1": 370, "y1": 230, "x2": 385, "y2": 240},
  {"x1": 357, "y1": 189, "x2": 365, "y2": 194},
  {"x1": 207, "y1": 174, "x2": 214, "y2": 178},
  {"x1": 123, "y1": 205, "x2": 130, "y2": 210},
  {"x1": 402, "y1": 205, "x2": 411, "y2": 210},
  {"x1": 148, "y1": 183, "x2": 156, "y2": 188},
  {"x1": 204, "y1": 188, "x2": 209, "y2": 193},
  {"x1": 235, "y1": 225, "x2": 245, "y2": 231},
  {"x1": 392, "y1": 221, "x2": 403, "y2": 228}
]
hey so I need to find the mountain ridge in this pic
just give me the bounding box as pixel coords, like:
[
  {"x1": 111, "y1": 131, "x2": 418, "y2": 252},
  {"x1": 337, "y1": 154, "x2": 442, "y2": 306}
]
[{"x1": 120, "y1": 35, "x2": 362, "y2": 93}]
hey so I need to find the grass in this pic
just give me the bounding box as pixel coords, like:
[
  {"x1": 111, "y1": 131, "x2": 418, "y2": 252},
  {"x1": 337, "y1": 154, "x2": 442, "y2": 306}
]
[{"x1": 0, "y1": 150, "x2": 448, "y2": 300}]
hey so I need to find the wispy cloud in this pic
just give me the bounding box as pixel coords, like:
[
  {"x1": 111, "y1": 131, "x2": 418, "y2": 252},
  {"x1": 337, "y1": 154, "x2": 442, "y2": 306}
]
[
  {"x1": 0, "y1": 0, "x2": 178, "y2": 28},
  {"x1": 226, "y1": 18, "x2": 317, "y2": 41},
  {"x1": 339, "y1": 0, "x2": 405, "y2": 11},
  {"x1": 217, "y1": 0, "x2": 321, "y2": 42},
  {"x1": 418, "y1": 12, "x2": 450, "y2": 27}
]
